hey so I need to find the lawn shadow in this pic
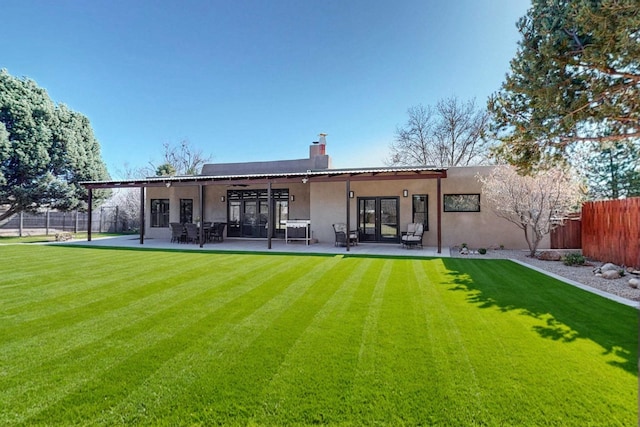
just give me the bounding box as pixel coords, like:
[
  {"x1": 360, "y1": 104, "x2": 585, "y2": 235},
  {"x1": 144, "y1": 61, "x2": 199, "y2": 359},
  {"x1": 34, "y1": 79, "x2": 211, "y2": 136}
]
[{"x1": 441, "y1": 258, "x2": 638, "y2": 375}]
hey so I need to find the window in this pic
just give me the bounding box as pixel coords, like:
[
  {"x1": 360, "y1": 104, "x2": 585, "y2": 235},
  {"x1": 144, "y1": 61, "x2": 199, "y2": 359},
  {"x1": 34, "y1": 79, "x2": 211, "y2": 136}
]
[
  {"x1": 443, "y1": 194, "x2": 480, "y2": 212},
  {"x1": 179, "y1": 199, "x2": 193, "y2": 224},
  {"x1": 151, "y1": 199, "x2": 170, "y2": 227},
  {"x1": 412, "y1": 194, "x2": 429, "y2": 230}
]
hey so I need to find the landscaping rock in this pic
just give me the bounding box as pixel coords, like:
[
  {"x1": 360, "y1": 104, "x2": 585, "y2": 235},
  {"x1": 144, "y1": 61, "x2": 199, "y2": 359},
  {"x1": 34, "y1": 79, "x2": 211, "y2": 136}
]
[
  {"x1": 601, "y1": 270, "x2": 621, "y2": 280},
  {"x1": 459, "y1": 247, "x2": 469, "y2": 255},
  {"x1": 537, "y1": 251, "x2": 562, "y2": 261},
  {"x1": 601, "y1": 263, "x2": 619, "y2": 272},
  {"x1": 55, "y1": 232, "x2": 73, "y2": 242},
  {"x1": 628, "y1": 278, "x2": 640, "y2": 289}
]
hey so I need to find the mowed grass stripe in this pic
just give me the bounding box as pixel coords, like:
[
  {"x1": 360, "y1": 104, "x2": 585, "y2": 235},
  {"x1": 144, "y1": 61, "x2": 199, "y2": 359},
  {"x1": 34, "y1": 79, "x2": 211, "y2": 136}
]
[
  {"x1": 356, "y1": 259, "x2": 451, "y2": 425},
  {"x1": 249, "y1": 257, "x2": 380, "y2": 426},
  {"x1": 18, "y1": 254, "x2": 345, "y2": 425}
]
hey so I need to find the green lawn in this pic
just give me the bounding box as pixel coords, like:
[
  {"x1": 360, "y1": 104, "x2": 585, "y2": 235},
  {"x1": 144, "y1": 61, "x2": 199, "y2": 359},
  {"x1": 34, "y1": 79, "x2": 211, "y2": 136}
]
[{"x1": 0, "y1": 245, "x2": 636, "y2": 426}]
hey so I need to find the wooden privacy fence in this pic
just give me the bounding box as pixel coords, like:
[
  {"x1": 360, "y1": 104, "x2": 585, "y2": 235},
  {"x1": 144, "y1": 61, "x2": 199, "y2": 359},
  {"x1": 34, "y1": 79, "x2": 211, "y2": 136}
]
[
  {"x1": 582, "y1": 198, "x2": 640, "y2": 268},
  {"x1": 550, "y1": 214, "x2": 582, "y2": 249}
]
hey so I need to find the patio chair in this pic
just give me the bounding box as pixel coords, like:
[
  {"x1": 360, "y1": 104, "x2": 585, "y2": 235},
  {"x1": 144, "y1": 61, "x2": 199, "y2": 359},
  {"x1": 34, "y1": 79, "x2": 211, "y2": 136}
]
[
  {"x1": 170, "y1": 222, "x2": 185, "y2": 243},
  {"x1": 332, "y1": 223, "x2": 358, "y2": 247},
  {"x1": 210, "y1": 222, "x2": 226, "y2": 242},
  {"x1": 184, "y1": 223, "x2": 200, "y2": 244},
  {"x1": 202, "y1": 222, "x2": 213, "y2": 241},
  {"x1": 401, "y1": 222, "x2": 424, "y2": 248}
]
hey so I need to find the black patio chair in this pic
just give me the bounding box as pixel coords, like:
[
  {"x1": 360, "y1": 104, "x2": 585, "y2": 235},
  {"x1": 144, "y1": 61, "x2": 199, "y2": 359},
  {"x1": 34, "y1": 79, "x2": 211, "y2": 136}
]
[
  {"x1": 170, "y1": 223, "x2": 185, "y2": 243},
  {"x1": 210, "y1": 222, "x2": 226, "y2": 242},
  {"x1": 184, "y1": 223, "x2": 200, "y2": 244}
]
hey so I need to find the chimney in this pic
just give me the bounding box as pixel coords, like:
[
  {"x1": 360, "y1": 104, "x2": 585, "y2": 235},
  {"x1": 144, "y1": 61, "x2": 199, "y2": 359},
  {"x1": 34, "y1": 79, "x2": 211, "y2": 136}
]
[
  {"x1": 309, "y1": 133, "x2": 327, "y2": 158},
  {"x1": 318, "y1": 133, "x2": 327, "y2": 155}
]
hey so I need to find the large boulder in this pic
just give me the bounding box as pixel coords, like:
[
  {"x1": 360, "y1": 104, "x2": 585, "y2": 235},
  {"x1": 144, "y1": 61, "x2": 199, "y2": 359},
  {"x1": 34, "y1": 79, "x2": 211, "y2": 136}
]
[
  {"x1": 601, "y1": 263, "x2": 619, "y2": 272},
  {"x1": 602, "y1": 270, "x2": 621, "y2": 280},
  {"x1": 538, "y1": 251, "x2": 562, "y2": 261},
  {"x1": 629, "y1": 278, "x2": 640, "y2": 289}
]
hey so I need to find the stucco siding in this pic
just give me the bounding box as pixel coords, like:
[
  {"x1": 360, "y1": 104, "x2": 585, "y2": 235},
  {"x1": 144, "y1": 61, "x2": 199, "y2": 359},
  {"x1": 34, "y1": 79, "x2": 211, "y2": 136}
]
[
  {"x1": 441, "y1": 166, "x2": 549, "y2": 250},
  {"x1": 143, "y1": 166, "x2": 549, "y2": 250}
]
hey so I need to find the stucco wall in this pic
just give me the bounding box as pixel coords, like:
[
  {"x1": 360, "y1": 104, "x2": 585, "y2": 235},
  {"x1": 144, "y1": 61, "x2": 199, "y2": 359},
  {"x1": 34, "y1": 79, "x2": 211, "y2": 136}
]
[
  {"x1": 145, "y1": 166, "x2": 549, "y2": 251},
  {"x1": 309, "y1": 167, "x2": 549, "y2": 250},
  {"x1": 441, "y1": 166, "x2": 549, "y2": 250}
]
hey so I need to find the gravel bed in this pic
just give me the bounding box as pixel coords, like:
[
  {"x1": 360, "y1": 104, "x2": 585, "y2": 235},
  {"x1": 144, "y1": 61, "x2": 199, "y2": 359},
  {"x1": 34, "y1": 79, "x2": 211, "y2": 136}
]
[{"x1": 450, "y1": 248, "x2": 640, "y2": 303}]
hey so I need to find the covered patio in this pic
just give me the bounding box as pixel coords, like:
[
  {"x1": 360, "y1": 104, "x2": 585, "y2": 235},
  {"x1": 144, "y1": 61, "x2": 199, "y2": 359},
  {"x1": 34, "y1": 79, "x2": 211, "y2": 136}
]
[
  {"x1": 82, "y1": 166, "x2": 448, "y2": 253},
  {"x1": 63, "y1": 234, "x2": 451, "y2": 258}
]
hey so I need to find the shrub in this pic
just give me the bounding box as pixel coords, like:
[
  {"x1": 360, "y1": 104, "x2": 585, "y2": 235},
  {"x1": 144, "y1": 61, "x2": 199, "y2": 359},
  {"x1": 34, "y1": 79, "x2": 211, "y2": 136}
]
[
  {"x1": 478, "y1": 248, "x2": 487, "y2": 255},
  {"x1": 562, "y1": 252, "x2": 585, "y2": 266}
]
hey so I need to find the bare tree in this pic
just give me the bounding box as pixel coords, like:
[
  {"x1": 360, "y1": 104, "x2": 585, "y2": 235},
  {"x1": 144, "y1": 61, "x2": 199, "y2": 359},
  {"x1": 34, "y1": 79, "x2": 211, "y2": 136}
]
[
  {"x1": 159, "y1": 140, "x2": 212, "y2": 176},
  {"x1": 387, "y1": 104, "x2": 435, "y2": 166},
  {"x1": 478, "y1": 166, "x2": 584, "y2": 257},
  {"x1": 388, "y1": 97, "x2": 493, "y2": 167},
  {"x1": 104, "y1": 162, "x2": 147, "y2": 232}
]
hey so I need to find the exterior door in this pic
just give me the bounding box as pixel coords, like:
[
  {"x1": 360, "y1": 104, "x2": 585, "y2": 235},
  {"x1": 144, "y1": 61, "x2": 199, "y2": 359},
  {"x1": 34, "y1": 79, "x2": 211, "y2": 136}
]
[
  {"x1": 226, "y1": 189, "x2": 288, "y2": 238},
  {"x1": 358, "y1": 197, "x2": 399, "y2": 243}
]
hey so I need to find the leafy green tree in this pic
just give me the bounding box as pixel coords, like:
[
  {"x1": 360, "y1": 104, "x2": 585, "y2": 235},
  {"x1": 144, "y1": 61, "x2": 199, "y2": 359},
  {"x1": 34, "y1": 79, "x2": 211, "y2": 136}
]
[
  {"x1": 155, "y1": 162, "x2": 177, "y2": 177},
  {"x1": 571, "y1": 140, "x2": 640, "y2": 199},
  {"x1": 0, "y1": 69, "x2": 110, "y2": 221},
  {"x1": 488, "y1": 0, "x2": 640, "y2": 172}
]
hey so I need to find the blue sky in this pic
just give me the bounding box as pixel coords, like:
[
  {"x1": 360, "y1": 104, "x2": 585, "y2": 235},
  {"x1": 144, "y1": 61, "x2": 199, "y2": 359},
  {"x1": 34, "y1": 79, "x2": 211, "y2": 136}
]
[{"x1": 2, "y1": 0, "x2": 530, "y2": 177}]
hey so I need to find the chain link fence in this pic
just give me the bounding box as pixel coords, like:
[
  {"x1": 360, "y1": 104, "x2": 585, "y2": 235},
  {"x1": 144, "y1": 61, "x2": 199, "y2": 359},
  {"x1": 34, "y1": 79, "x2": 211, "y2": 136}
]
[{"x1": 0, "y1": 206, "x2": 140, "y2": 236}]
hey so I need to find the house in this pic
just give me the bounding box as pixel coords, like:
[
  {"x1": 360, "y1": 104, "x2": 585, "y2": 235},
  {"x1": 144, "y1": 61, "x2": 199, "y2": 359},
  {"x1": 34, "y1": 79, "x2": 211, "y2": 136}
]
[{"x1": 82, "y1": 135, "x2": 549, "y2": 251}]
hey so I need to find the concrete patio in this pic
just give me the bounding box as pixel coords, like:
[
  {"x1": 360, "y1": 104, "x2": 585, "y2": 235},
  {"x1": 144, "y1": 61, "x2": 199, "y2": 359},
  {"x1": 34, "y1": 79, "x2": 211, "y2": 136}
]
[{"x1": 64, "y1": 235, "x2": 451, "y2": 258}]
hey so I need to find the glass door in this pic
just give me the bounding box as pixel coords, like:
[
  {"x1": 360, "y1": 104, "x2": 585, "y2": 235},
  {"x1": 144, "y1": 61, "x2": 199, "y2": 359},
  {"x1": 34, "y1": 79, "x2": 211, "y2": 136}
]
[
  {"x1": 358, "y1": 198, "x2": 377, "y2": 242},
  {"x1": 228, "y1": 200, "x2": 241, "y2": 237},
  {"x1": 258, "y1": 200, "x2": 269, "y2": 238},
  {"x1": 226, "y1": 189, "x2": 289, "y2": 238},
  {"x1": 358, "y1": 197, "x2": 399, "y2": 243},
  {"x1": 379, "y1": 198, "x2": 399, "y2": 241}
]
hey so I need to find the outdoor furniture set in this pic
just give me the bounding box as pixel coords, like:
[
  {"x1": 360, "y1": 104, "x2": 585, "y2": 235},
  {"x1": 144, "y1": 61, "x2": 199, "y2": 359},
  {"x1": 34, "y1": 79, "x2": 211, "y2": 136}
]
[{"x1": 170, "y1": 222, "x2": 227, "y2": 244}]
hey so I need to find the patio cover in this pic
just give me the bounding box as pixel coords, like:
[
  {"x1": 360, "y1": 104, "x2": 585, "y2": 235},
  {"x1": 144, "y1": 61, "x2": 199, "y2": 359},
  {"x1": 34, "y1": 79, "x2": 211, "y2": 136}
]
[{"x1": 81, "y1": 166, "x2": 448, "y2": 252}]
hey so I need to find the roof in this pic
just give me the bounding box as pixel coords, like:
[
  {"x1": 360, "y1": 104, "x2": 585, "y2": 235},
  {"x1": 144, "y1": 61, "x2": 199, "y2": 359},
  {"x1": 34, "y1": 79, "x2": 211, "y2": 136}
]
[{"x1": 81, "y1": 166, "x2": 448, "y2": 189}]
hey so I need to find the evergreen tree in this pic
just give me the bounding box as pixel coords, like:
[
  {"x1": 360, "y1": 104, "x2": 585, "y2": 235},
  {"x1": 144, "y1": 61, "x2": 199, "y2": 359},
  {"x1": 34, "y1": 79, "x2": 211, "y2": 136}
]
[
  {"x1": 489, "y1": 0, "x2": 640, "y2": 172},
  {"x1": 581, "y1": 140, "x2": 640, "y2": 199},
  {"x1": 0, "y1": 69, "x2": 110, "y2": 221}
]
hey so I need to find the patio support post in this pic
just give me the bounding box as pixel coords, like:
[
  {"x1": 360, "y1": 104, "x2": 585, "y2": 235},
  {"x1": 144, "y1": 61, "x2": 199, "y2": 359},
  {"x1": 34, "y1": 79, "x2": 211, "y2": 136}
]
[
  {"x1": 437, "y1": 176, "x2": 442, "y2": 254},
  {"x1": 346, "y1": 179, "x2": 351, "y2": 252},
  {"x1": 139, "y1": 187, "x2": 145, "y2": 245},
  {"x1": 87, "y1": 189, "x2": 93, "y2": 241},
  {"x1": 199, "y1": 184, "x2": 205, "y2": 248},
  {"x1": 267, "y1": 181, "x2": 272, "y2": 250}
]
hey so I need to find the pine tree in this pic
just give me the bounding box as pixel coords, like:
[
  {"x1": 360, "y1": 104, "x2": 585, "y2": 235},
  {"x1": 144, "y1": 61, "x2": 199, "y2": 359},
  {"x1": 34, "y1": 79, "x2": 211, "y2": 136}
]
[{"x1": 489, "y1": 0, "x2": 640, "y2": 172}]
